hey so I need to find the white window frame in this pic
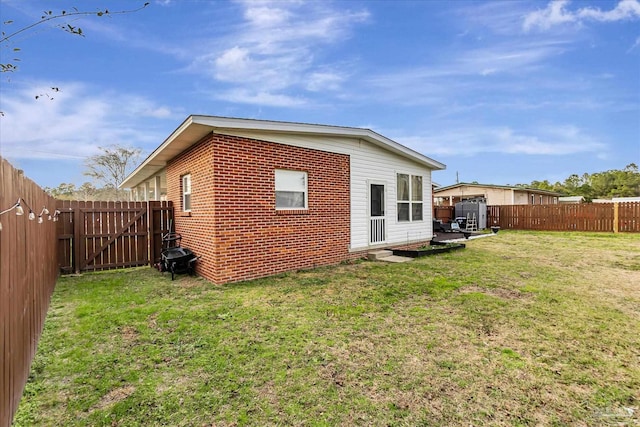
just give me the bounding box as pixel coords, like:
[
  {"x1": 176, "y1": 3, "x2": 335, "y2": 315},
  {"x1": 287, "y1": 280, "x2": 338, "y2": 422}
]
[
  {"x1": 275, "y1": 169, "x2": 308, "y2": 210},
  {"x1": 182, "y1": 174, "x2": 192, "y2": 212},
  {"x1": 397, "y1": 173, "x2": 423, "y2": 222}
]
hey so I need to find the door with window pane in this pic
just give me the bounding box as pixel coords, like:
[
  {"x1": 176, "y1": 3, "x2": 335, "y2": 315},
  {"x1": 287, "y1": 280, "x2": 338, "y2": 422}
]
[{"x1": 369, "y1": 183, "x2": 386, "y2": 244}]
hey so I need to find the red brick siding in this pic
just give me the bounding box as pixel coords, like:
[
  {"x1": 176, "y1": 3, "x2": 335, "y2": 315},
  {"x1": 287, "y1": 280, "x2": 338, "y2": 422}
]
[{"x1": 166, "y1": 133, "x2": 351, "y2": 284}]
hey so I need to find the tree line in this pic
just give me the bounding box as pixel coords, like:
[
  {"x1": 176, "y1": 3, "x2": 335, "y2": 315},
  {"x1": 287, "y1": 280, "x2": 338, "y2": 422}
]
[
  {"x1": 518, "y1": 163, "x2": 640, "y2": 201},
  {"x1": 45, "y1": 145, "x2": 141, "y2": 201}
]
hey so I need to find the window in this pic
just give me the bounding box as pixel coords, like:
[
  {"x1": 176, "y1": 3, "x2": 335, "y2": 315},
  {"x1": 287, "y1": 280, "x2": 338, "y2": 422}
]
[
  {"x1": 397, "y1": 173, "x2": 423, "y2": 221},
  {"x1": 275, "y1": 170, "x2": 307, "y2": 209},
  {"x1": 182, "y1": 174, "x2": 191, "y2": 212}
]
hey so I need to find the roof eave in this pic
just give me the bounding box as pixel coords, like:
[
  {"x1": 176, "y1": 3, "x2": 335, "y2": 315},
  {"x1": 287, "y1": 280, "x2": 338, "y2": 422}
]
[{"x1": 121, "y1": 115, "x2": 446, "y2": 188}]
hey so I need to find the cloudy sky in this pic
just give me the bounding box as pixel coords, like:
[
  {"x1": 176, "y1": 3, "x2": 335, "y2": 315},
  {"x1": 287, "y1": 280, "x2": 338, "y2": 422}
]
[{"x1": 0, "y1": 0, "x2": 638, "y2": 189}]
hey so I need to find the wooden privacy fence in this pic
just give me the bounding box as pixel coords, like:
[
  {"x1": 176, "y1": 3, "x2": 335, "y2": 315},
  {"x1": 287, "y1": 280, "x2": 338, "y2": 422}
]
[
  {"x1": 56, "y1": 200, "x2": 173, "y2": 274},
  {"x1": 433, "y1": 206, "x2": 455, "y2": 223},
  {"x1": 487, "y1": 203, "x2": 640, "y2": 233},
  {"x1": 1, "y1": 157, "x2": 58, "y2": 427}
]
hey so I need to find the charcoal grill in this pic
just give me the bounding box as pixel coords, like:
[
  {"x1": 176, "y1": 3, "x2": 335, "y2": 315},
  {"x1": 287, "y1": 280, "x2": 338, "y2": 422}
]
[{"x1": 156, "y1": 232, "x2": 200, "y2": 280}]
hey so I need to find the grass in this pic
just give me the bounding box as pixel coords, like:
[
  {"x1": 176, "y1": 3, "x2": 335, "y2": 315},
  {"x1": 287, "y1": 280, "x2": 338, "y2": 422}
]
[{"x1": 14, "y1": 231, "x2": 640, "y2": 426}]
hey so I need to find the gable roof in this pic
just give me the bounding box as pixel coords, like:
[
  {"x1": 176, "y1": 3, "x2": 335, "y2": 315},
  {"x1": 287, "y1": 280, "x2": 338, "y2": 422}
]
[
  {"x1": 121, "y1": 115, "x2": 446, "y2": 189},
  {"x1": 433, "y1": 182, "x2": 561, "y2": 197}
]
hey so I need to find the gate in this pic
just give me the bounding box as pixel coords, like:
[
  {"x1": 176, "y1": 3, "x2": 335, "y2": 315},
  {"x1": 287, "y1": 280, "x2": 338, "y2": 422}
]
[{"x1": 56, "y1": 200, "x2": 173, "y2": 273}]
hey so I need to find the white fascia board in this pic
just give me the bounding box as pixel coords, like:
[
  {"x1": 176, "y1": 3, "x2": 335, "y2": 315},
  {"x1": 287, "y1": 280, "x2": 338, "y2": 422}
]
[{"x1": 121, "y1": 116, "x2": 213, "y2": 188}]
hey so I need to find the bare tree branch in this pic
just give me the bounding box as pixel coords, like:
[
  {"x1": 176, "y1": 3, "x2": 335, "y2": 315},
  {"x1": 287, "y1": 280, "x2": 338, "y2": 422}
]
[{"x1": 0, "y1": 3, "x2": 150, "y2": 44}]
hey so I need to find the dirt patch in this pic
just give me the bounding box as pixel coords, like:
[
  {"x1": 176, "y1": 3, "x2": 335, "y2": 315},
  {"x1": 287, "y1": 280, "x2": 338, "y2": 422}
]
[
  {"x1": 93, "y1": 385, "x2": 136, "y2": 411},
  {"x1": 120, "y1": 326, "x2": 139, "y2": 342},
  {"x1": 173, "y1": 275, "x2": 207, "y2": 288},
  {"x1": 458, "y1": 285, "x2": 530, "y2": 300}
]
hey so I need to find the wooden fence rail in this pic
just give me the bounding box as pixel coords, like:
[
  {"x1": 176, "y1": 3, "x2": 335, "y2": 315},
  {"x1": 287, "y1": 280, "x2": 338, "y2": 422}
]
[{"x1": 1, "y1": 158, "x2": 58, "y2": 427}]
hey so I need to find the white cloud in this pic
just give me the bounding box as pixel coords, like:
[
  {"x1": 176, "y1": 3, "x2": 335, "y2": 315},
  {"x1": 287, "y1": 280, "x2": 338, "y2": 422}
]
[
  {"x1": 578, "y1": 0, "x2": 640, "y2": 21},
  {"x1": 190, "y1": 0, "x2": 369, "y2": 106},
  {"x1": 523, "y1": 0, "x2": 576, "y2": 31},
  {"x1": 394, "y1": 125, "x2": 607, "y2": 157},
  {"x1": 0, "y1": 82, "x2": 173, "y2": 160},
  {"x1": 524, "y1": 0, "x2": 640, "y2": 31},
  {"x1": 363, "y1": 40, "x2": 568, "y2": 106},
  {"x1": 305, "y1": 71, "x2": 345, "y2": 92},
  {"x1": 213, "y1": 88, "x2": 307, "y2": 107}
]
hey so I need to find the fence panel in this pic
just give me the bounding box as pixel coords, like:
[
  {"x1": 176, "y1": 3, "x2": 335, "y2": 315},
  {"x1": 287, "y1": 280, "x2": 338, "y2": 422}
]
[
  {"x1": 56, "y1": 200, "x2": 173, "y2": 273},
  {"x1": 1, "y1": 157, "x2": 58, "y2": 427},
  {"x1": 490, "y1": 203, "x2": 638, "y2": 232},
  {"x1": 619, "y1": 202, "x2": 640, "y2": 232},
  {"x1": 433, "y1": 206, "x2": 455, "y2": 223}
]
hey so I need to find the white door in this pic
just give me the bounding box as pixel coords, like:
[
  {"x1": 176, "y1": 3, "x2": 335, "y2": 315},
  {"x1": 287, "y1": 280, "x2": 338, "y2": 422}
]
[{"x1": 369, "y1": 183, "x2": 386, "y2": 244}]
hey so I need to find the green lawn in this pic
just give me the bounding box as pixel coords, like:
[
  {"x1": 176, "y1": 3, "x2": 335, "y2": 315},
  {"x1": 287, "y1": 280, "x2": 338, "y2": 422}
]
[{"x1": 14, "y1": 231, "x2": 640, "y2": 426}]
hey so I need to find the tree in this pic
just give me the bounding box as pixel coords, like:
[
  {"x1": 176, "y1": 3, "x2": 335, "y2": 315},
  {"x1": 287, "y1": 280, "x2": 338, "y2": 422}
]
[
  {"x1": 77, "y1": 182, "x2": 98, "y2": 201},
  {"x1": 522, "y1": 164, "x2": 640, "y2": 200},
  {"x1": 44, "y1": 182, "x2": 76, "y2": 199},
  {"x1": 84, "y1": 145, "x2": 141, "y2": 200},
  {"x1": 1, "y1": 4, "x2": 149, "y2": 67},
  {"x1": 1, "y1": 3, "x2": 149, "y2": 114}
]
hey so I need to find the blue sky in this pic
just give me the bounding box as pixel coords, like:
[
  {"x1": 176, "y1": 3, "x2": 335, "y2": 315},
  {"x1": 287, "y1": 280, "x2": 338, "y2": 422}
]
[{"x1": 1, "y1": 0, "x2": 639, "y2": 189}]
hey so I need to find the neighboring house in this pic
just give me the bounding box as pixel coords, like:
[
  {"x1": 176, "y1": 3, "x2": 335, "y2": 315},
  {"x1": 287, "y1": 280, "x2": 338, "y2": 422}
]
[
  {"x1": 121, "y1": 115, "x2": 445, "y2": 284},
  {"x1": 559, "y1": 196, "x2": 585, "y2": 204},
  {"x1": 433, "y1": 183, "x2": 560, "y2": 206},
  {"x1": 593, "y1": 197, "x2": 640, "y2": 203}
]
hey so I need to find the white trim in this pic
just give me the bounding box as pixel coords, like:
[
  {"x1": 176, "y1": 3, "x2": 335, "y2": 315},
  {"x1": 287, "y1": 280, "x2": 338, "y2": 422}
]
[
  {"x1": 367, "y1": 180, "x2": 387, "y2": 245},
  {"x1": 275, "y1": 169, "x2": 308, "y2": 210},
  {"x1": 182, "y1": 174, "x2": 192, "y2": 212}
]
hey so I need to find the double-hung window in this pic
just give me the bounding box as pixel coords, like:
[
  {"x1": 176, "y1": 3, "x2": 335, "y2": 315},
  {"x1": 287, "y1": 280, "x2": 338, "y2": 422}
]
[
  {"x1": 275, "y1": 170, "x2": 307, "y2": 209},
  {"x1": 182, "y1": 174, "x2": 192, "y2": 212},
  {"x1": 397, "y1": 173, "x2": 423, "y2": 221}
]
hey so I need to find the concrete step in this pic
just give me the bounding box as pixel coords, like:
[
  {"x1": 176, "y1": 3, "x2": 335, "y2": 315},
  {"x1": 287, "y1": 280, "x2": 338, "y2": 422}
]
[
  {"x1": 379, "y1": 255, "x2": 413, "y2": 263},
  {"x1": 368, "y1": 250, "x2": 393, "y2": 261},
  {"x1": 367, "y1": 250, "x2": 412, "y2": 263}
]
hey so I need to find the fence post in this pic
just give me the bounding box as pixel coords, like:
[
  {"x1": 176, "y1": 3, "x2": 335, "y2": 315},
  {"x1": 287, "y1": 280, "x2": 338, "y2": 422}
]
[
  {"x1": 613, "y1": 202, "x2": 619, "y2": 233},
  {"x1": 73, "y1": 204, "x2": 81, "y2": 274}
]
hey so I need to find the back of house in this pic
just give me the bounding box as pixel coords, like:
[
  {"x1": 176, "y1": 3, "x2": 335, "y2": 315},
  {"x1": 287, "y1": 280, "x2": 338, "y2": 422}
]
[{"x1": 121, "y1": 116, "x2": 445, "y2": 284}]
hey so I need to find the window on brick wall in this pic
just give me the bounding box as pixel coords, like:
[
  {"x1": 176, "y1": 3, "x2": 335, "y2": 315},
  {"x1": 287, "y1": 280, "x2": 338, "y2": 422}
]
[
  {"x1": 275, "y1": 169, "x2": 307, "y2": 209},
  {"x1": 182, "y1": 174, "x2": 191, "y2": 212},
  {"x1": 397, "y1": 173, "x2": 423, "y2": 221}
]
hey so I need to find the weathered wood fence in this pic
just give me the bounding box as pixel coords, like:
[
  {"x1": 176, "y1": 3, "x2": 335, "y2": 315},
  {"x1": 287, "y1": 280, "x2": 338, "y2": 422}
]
[
  {"x1": 488, "y1": 203, "x2": 639, "y2": 232},
  {"x1": 2, "y1": 157, "x2": 174, "y2": 425},
  {"x1": 56, "y1": 200, "x2": 173, "y2": 274},
  {"x1": 1, "y1": 158, "x2": 59, "y2": 427},
  {"x1": 434, "y1": 203, "x2": 640, "y2": 233}
]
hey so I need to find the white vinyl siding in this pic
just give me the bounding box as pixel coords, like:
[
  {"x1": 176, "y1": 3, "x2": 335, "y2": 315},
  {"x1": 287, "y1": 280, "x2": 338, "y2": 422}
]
[
  {"x1": 214, "y1": 130, "x2": 434, "y2": 249},
  {"x1": 275, "y1": 170, "x2": 307, "y2": 209}
]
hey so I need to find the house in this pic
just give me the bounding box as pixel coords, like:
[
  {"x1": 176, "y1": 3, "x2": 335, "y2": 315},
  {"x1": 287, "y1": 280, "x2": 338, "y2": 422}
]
[
  {"x1": 593, "y1": 197, "x2": 640, "y2": 203},
  {"x1": 558, "y1": 196, "x2": 585, "y2": 204},
  {"x1": 434, "y1": 183, "x2": 560, "y2": 206},
  {"x1": 121, "y1": 115, "x2": 445, "y2": 284}
]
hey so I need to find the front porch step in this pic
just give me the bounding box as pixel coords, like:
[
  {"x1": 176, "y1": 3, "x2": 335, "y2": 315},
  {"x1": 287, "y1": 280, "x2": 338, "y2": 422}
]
[
  {"x1": 368, "y1": 250, "x2": 393, "y2": 261},
  {"x1": 379, "y1": 255, "x2": 413, "y2": 263},
  {"x1": 367, "y1": 250, "x2": 412, "y2": 263}
]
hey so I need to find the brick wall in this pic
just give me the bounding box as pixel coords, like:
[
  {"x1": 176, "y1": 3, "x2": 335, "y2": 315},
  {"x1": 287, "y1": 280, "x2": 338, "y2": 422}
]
[{"x1": 167, "y1": 133, "x2": 351, "y2": 284}]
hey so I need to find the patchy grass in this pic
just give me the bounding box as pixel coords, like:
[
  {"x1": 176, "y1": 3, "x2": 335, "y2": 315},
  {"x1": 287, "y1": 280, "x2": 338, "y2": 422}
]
[{"x1": 14, "y1": 231, "x2": 640, "y2": 426}]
